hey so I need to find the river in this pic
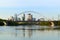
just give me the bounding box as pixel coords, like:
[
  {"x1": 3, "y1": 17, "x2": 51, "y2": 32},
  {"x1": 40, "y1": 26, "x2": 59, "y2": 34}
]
[{"x1": 0, "y1": 25, "x2": 60, "y2": 40}]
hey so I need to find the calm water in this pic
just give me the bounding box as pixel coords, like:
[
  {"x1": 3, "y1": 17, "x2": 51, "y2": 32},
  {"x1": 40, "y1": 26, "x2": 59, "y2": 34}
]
[{"x1": 0, "y1": 25, "x2": 60, "y2": 40}]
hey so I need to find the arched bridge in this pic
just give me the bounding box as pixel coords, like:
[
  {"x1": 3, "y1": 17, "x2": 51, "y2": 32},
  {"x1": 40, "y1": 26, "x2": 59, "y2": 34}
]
[
  {"x1": 15, "y1": 11, "x2": 48, "y2": 21},
  {"x1": 2, "y1": 11, "x2": 60, "y2": 26},
  {"x1": 15, "y1": 21, "x2": 59, "y2": 26},
  {"x1": 1, "y1": 20, "x2": 60, "y2": 26}
]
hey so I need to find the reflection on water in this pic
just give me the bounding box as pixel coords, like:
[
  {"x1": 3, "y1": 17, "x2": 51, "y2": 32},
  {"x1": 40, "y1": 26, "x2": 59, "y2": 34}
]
[
  {"x1": 0, "y1": 25, "x2": 60, "y2": 40},
  {"x1": 15, "y1": 25, "x2": 33, "y2": 37}
]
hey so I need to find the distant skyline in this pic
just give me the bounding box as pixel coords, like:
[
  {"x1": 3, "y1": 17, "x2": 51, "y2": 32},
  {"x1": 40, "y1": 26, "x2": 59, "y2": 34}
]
[{"x1": 0, "y1": 0, "x2": 60, "y2": 20}]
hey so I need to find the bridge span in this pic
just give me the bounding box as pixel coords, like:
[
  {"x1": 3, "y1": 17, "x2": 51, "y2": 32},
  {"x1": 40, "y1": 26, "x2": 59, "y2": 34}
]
[
  {"x1": 15, "y1": 21, "x2": 59, "y2": 26},
  {"x1": 2, "y1": 21, "x2": 60, "y2": 26}
]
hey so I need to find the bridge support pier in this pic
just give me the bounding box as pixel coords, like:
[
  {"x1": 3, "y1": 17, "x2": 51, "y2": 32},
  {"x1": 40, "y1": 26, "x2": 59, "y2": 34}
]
[{"x1": 3, "y1": 21, "x2": 7, "y2": 26}]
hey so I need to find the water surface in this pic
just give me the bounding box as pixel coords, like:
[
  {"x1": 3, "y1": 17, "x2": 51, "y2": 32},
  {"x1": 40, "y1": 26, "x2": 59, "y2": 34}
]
[{"x1": 0, "y1": 25, "x2": 60, "y2": 40}]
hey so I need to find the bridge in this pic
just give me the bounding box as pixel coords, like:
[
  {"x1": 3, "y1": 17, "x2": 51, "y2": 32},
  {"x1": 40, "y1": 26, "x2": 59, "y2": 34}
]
[
  {"x1": 16, "y1": 21, "x2": 58, "y2": 26},
  {"x1": 1, "y1": 11, "x2": 60, "y2": 26},
  {"x1": 2, "y1": 20, "x2": 60, "y2": 26},
  {"x1": 14, "y1": 11, "x2": 50, "y2": 21}
]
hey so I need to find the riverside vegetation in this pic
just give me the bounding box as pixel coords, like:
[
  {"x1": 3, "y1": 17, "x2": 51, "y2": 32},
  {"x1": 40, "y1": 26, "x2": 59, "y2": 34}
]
[{"x1": 0, "y1": 19, "x2": 60, "y2": 26}]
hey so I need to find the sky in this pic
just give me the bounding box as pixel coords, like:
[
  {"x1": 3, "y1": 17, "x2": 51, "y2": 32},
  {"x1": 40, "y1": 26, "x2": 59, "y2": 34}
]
[{"x1": 0, "y1": 0, "x2": 60, "y2": 20}]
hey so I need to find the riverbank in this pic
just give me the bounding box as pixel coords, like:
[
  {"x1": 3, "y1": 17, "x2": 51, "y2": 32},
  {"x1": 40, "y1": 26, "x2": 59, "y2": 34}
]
[{"x1": 0, "y1": 19, "x2": 60, "y2": 26}]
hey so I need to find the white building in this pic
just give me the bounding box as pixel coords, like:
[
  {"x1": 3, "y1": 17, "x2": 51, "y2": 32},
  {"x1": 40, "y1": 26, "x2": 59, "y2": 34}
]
[
  {"x1": 8, "y1": 16, "x2": 14, "y2": 21},
  {"x1": 40, "y1": 18, "x2": 45, "y2": 21},
  {"x1": 27, "y1": 14, "x2": 33, "y2": 21}
]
